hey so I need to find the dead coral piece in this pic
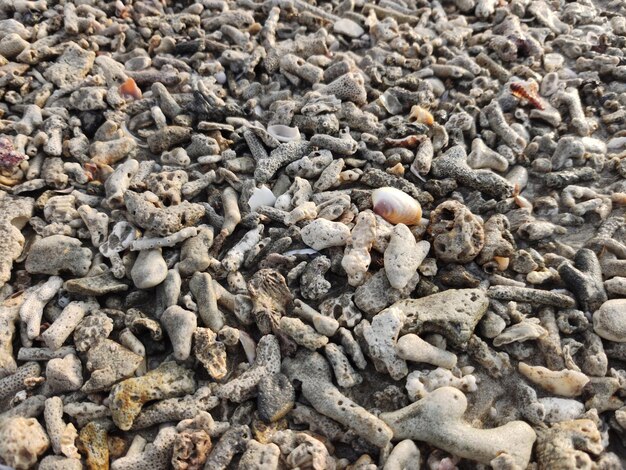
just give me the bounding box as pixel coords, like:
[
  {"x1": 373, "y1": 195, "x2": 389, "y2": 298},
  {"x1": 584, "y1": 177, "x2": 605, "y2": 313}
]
[
  {"x1": 111, "y1": 426, "x2": 178, "y2": 470},
  {"x1": 282, "y1": 349, "x2": 393, "y2": 448},
  {"x1": 82, "y1": 339, "x2": 143, "y2": 393},
  {"x1": 429, "y1": 200, "x2": 485, "y2": 264},
  {"x1": 519, "y1": 362, "x2": 590, "y2": 397},
  {"x1": 0, "y1": 417, "x2": 50, "y2": 470},
  {"x1": 194, "y1": 327, "x2": 227, "y2": 380},
  {"x1": 215, "y1": 334, "x2": 281, "y2": 402},
  {"x1": 248, "y1": 270, "x2": 292, "y2": 335},
  {"x1": 124, "y1": 191, "x2": 205, "y2": 236},
  {"x1": 0, "y1": 193, "x2": 35, "y2": 288},
  {"x1": 535, "y1": 419, "x2": 603, "y2": 470},
  {"x1": 109, "y1": 362, "x2": 196, "y2": 430},
  {"x1": 394, "y1": 289, "x2": 489, "y2": 348},
  {"x1": 380, "y1": 387, "x2": 536, "y2": 468},
  {"x1": 25, "y1": 235, "x2": 93, "y2": 276}
]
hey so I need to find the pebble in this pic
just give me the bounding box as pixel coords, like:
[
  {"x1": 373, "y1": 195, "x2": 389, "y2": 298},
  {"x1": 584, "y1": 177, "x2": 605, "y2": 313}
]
[
  {"x1": 257, "y1": 373, "x2": 295, "y2": 423},
  {"x1": 333, "y1": 18, "x2": 365, "y2": 38},
  {"x1": 593, "y1": 299, "x2": 626, "y2": 342},
  {"x1": 130, "y1": 249, "x2": 168, "y2": 289},
  {"x1": 0, "y1": 0, "x2": 625, "y2": 467}
]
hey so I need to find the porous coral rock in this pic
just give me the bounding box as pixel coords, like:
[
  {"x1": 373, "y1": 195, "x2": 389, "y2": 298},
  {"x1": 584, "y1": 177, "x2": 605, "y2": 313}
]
[
  {"x1": 0, "y1": 417, "x2": 50, "y2": 469},
  {"x1": 428, "y1": 200, "x2": 485, "y2": 264},
  {"x1": 0, "y1": 193, "x2": 34, "y2": 289},
  {"x1": 380, "y1": 387, "x2": 536, "y2": 468},
  {"x1": 109, "y1": 362, "x2": 196, "y2": 430}
]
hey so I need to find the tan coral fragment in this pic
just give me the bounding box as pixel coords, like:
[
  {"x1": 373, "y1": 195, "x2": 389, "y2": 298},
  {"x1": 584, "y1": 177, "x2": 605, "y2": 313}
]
[{"x1": 518, "y1": 362, "x2": 589, "y2": 397}]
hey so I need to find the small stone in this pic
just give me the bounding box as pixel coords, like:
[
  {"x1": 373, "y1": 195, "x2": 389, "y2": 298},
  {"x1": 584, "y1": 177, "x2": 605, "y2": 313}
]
[
  {"x1": 257, "y1": 373, "x2": 295, "y2": 423},
  {"x1": 131, "y1": 248, "x2": 168, "y2": 289},
  {"x1": 46, "y1": 353, "x2": 83, "y2": 394},
  {"x1": 593, "y1": 299, "x2": 626, "y2": 342},
  {"x1": 64, "y1": 271, "x2": 129, "y2": 295},
  {"x1": 333, "y1": 19, "x2": 365, "y2": 38}
]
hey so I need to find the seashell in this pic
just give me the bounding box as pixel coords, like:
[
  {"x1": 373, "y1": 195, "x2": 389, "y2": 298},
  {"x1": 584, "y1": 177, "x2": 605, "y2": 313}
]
[
  {"x1": 510, "y1": 81, "x2": 544, "y2": 110},
  {"x1": 408, "y1": 105, "x2": 434, "y2": 126},
  {"x1": 493, "y1": 256, "x2": 510, "y2": 271},
  {"x1": 267, "y1": 124, "x2": 301, "y2": 143},
  {"x1": 248, "y1": 185, "x2": 276, "y2": 211},
  {"x1": 119, "y1": 78, "x2": 142, "y2": 100},
  {"x1": 371, "y1": 187, "x2": 422, "y2": 225}
]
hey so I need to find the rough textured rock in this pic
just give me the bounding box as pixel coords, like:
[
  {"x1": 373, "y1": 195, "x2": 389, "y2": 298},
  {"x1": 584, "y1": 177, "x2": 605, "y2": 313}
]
[
  {"x1": 428, "y1": 200, "x2": 485, "y2": 263},
  {"x1": 25, "y1": 235, "x2": 93, "y2": 276},
  {"x1": 395, "y1": 289, "x2": 489, "y2": 347},
  {"x1": 0, "y1": 417, "x2": 50, "y2": 469},
  {"x1": 258, "y1": 373, "x2": 295, "y2": 422},
  {"x1": 593, "y1": 299, "x2": 626, "y2": 342},
  {"x1": 0, "y1": 193, "x2": 34, "y2": 289}
]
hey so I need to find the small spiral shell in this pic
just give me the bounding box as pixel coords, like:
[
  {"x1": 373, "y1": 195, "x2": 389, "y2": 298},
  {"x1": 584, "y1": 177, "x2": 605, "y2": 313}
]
[
  {"x1": 409, "y1": 105, "x2": 434, "y2": 126},
  {"x1": 372, "y1": 187, "x2": 422, "y2": 225}
]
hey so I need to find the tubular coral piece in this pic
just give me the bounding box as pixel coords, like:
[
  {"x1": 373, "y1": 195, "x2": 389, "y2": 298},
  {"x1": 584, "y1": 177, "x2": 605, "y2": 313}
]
[
  {"x1": 0, "y1": 362, "x2": 41, "y2": 402},
  {"x1": 555, "y1": 87, "x2": 591, "y2": 136},
  {"x1": 282, "y1": 349, "x2": 393, "y2": 448},
  {"x1": 380, "y1": 387, "x2": 536, "y2": 468},
  {"x1": 219, "y1": 186, "x2": 242, "y2": 238},
  {"x1": 279, "y1": 317, "x2": 328, "y2": 350},
  {"x1": 109, "y1": 362, "x2": 196, "y2": 430},
  {"x1": 558, "y1": 248, "x2": 607, "y2": 312},
  {"x1": 215, "y1": 335, "x2": 281, "y2": 402},
  {"x1": 396, "y1": 334, "x2": 457, "y2": 369},
  {"x1": 189, "y1": 272, "x2": 223, "y2": 332},
  {"x1": 131, "y1": 387, "x2": 219, "y2": 430},
  {"x1": 41, "y1": 301, "x2": 92, "y2": 350},
  {"x1": 19, "y1": 276, "x2": 64, "y2": 340},
  {"x1": 518, "y1": 362, "x2": 589, "y2": 397},
  {"x1": 104, "y1": 159, "x2": 139, "y2": 208},
  {"x1": 482, "y1": 101, "x2": 527, "y2": 153},
  {"x1": 293, "y1": 299, "x2": 339, "y2": 336}
]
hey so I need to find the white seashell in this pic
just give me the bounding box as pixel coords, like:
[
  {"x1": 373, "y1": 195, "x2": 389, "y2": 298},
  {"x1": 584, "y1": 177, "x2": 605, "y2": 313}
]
[
  {"x1": 267, "y1": 124, "x2": 301, "y2": 143},
  {"x1": 248, "y1": 185, "x2": 276, "y2": 211},
  {"x1": 283, "y1": 248, "x2": 319, "y2": 256},
  {"x1": 371, "y1": 187, "x2": 422, "y2": 225}
]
